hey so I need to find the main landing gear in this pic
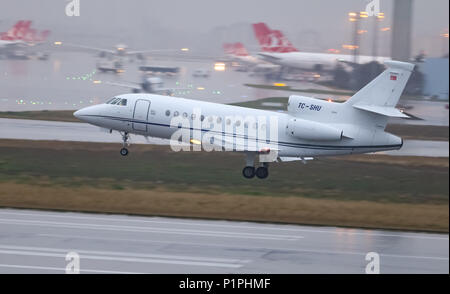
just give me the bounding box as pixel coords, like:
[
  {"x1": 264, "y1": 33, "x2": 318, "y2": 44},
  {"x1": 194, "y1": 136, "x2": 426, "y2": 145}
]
[
  {"x1": 242, "y1": 153, "x2": 269, "y2": 179},
  {"x1": 120, "y1": 132, "x2": 130, "y2": 156}
]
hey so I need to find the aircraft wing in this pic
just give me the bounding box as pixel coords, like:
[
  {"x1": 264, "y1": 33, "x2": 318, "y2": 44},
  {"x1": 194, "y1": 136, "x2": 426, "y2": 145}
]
[
  {"x1": 63, "y1": 43, "x2": 116, "y2": 54},
  {"x1": 104, "y1": 81, "x2": 140, "y2": 91},
  {"x1": 208, "y1": 134, "x2": 280, "y2": 153},
  {"x1": 127, "y1": 49, "x2": 180, "y2": 55}
]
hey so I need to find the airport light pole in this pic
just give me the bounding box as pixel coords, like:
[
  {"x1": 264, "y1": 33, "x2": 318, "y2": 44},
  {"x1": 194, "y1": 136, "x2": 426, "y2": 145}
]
[
  {"x1": 372, "y1": 12, "x2": 385, "y2": 60},
  {"x1": 441, "y1": 30, "x2": 449, "y2": 57},
  {"x1": 349, "y1": 12, "x2": 368, "y2": 64}
]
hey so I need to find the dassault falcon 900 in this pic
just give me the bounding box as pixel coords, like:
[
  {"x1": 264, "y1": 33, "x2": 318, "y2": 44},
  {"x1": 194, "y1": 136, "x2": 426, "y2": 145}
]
[{"x1": 74, "y1": 60, "x2": 413, "y2": 179}]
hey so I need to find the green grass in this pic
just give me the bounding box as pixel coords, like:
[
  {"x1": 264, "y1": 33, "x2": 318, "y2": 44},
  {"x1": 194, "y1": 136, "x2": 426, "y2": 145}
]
[{"x1": 0, "y1": 140, "x2": 447, "y2": 205}]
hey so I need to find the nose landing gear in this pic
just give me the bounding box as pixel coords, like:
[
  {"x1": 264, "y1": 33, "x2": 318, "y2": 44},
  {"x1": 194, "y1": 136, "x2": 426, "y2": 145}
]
[{"x1": 120, "y1": 132, "x2": 130, "y2": 156}]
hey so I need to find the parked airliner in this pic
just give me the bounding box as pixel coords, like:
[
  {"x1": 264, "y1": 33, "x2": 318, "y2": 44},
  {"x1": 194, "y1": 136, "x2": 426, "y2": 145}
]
[
  {"x1": 253, "y1": 22, "x2": 390, "y2": 72},
  {"x1": 74, "y1": 60, "x2": 413, "y2": 179}
]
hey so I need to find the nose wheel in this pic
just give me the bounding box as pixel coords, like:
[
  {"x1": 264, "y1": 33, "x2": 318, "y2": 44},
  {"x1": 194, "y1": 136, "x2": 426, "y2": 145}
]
[
  {"x1": 120, "y1": 148, "x2": 129, "y2": 156},
  {"x1": 120, "y1": 132, "x2": 130, "y2": 156}
]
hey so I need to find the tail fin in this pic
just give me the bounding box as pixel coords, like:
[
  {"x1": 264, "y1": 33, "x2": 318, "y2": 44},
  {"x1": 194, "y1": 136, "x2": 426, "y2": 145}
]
[
  {"x1": 233, "y1": 42, "x2": 249, "y2": 56},
  {"x1": 223, "y1": 42, "x2": 249, "y2": 57},
  {"x1": 13, "y1": 20, "x2": 32, "y2": 40},
  {"x1": 1, "y1": 20, "x2": 28, "y2": 40},
  {"x1": 252, "y1": 22, "x2": 298, "y2": 53},
  {"x1": 253, "y1": 23, "x2": 272, "y2": 49},
  {"x1": 223, "y1": 43, "x2": 234, "y2": 55},
  {"x1": 345, "y1": 60, "x2": 415, "y2": 118}
]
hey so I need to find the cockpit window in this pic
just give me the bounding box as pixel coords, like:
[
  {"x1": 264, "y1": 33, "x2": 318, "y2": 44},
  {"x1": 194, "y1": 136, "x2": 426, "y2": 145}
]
[
  {"x1": 110, "y1": 98, "x2": 121, "y2": 104},
  {"x1": 106, "y1": 97, "x2": 127, "y2": 106}
]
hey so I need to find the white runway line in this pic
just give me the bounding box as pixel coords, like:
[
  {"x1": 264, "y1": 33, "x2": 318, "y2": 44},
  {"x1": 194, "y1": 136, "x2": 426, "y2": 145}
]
[
  {"x1": 0, "y1": 244, "x2": 249, "y2": 264},
  {"x1": 0, "y1": 210, "x2": 446, "y2": 241},
  {"x1": 0, "y1": 264, "x2": 147, "y2": 274},
  {"x1": 37, "y1": 233, "x2": 449, "y2": 262},
  {"x1": 0, "y1": 218, "x2": 301, "y2": 241}
]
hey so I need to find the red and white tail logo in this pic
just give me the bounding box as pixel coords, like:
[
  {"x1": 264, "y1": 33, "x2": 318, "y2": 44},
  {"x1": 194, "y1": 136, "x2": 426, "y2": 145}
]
[
  {"x1": 252, "y1": 22, "x2": 298, "y2": 53},
  {"x1": 1, "y1": 20, "x2": 31, "y2": 41},
  {"x1": 1, "y1": 20, "x2": 50, "y2": 43}
]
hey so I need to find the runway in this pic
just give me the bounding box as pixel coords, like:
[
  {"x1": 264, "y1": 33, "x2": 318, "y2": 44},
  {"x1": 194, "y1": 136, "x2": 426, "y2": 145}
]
[
  {"x1": 1, "y1": 118, "x2": 448, "y2": 157},
  {"x1": 0, "y1": 208, "x2": 447, "y2": 274}
]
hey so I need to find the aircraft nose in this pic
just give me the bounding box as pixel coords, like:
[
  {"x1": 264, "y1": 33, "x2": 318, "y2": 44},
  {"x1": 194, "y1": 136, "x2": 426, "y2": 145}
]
[
  {"x1": 73, "y1": 109, "x2": 82, "y2": 119},
  {"x1": 73, "y1": 105, "x2": 102, "y2": 122}
]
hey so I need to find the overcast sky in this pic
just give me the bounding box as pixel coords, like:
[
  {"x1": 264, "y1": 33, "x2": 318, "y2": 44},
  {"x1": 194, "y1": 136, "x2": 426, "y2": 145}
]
[{"x1": 1, "y1": 0, "x2": 448, "y2": 57}]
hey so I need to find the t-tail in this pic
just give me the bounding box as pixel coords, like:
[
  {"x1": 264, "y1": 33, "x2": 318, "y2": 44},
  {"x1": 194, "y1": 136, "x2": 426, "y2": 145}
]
[{"x1": 345, "y1": 60, "x2": 414, "y2": 130}]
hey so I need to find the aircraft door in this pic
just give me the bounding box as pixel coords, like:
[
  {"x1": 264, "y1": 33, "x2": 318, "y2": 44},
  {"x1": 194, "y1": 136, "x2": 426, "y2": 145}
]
[{"x1": 133, "y1": 99, "x2": 150, "y2": 132}]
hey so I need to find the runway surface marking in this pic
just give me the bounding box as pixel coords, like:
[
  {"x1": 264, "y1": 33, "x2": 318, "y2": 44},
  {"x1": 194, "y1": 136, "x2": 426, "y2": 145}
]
[
  {"x1": 0, "y1": 264, "x2": 147, "y2": 274},
  {"x1": 0, "y1": 208, "x2": 448, "y2": 273},
  {"x1": 0, "y1": 218, "x2": 301, "y2": 241},
  {"x1": 0, "y1": 210, "x2": 446, "y2": 240},
  {"x1": 0, "y1": 245, "x2": 245, "y2": 268},
  {"x1": 36, "y1": 233, "x2": 449, "y2": 262}
]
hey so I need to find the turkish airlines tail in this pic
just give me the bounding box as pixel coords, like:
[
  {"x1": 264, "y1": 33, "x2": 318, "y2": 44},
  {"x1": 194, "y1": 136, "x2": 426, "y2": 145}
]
[
  {"x1": 252, "y1": 22, "x2": 298, "y2": 53},
  {"x1": 0, "y1": 20, "x2": 31, "y2": 41},
  {"x1": 1, "y1": 20, "x2": 50, "y2": 43}
]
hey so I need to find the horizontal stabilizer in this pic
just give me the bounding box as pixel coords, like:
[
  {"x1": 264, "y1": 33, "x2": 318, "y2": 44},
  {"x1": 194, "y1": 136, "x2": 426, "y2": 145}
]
[{"x1": 353, "y1": 104, "x2": 410, "y2": 118}]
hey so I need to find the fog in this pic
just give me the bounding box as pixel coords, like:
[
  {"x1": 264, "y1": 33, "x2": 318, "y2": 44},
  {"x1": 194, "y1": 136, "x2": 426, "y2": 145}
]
[{"x1": 1, "y1": 0, "x2": 448, "y2": 57}]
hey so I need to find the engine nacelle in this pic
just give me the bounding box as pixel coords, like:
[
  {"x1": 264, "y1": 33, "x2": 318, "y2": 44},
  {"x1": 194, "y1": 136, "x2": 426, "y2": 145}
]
[
  {"x1": 286, "y1": 117, "x2": 343, "y2": 141},
  {"x1": 287, "y1": 95, "x2": 329, "y2": 115}
]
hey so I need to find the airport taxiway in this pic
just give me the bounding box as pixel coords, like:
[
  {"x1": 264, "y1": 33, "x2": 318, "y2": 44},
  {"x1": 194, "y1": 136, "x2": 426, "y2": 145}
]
[
  {"x1": 0, "y1": 118, "x2": 448, "y2": 157},
  {"x1": 0, "y1": 208, "x2": 447, "y2": 274}
]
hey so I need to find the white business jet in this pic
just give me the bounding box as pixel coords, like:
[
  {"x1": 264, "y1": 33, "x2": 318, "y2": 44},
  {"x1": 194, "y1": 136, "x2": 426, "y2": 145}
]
[{"x1": 74, "y1": 60, "x2": 413, "y2": 179}]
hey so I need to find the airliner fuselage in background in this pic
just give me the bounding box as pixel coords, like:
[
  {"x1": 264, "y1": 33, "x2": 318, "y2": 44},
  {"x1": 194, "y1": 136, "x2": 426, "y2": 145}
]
[
  {"x1": 252, "y1": 22, "x2": 391, "y2": 72},
  {"x1": 257, "y1": 51, "x2": 390, "y2": 72},
  {"x1": 74, "y1": 61, "x2": 413, "y2": 179}
]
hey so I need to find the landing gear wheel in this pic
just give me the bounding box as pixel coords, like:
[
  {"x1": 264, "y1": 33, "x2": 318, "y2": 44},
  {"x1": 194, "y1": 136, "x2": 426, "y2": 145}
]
[
  {"x1": 119, "y1": 132, "x2": 130, "y2": 156},
  {"x1": 242, "y1": 166, "x2": 255, "y2": 179},
  {"x1": 120, "y1": 148, "x2": 129, "y2": 156},
  {"x1": 256, "y1": 166, "x2": 269, "y2": 179}
]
